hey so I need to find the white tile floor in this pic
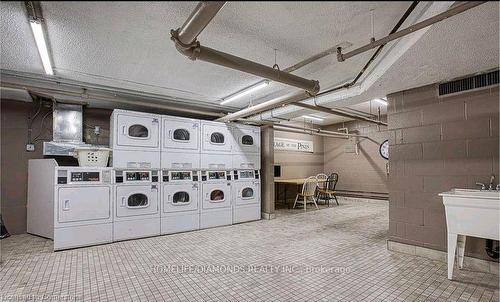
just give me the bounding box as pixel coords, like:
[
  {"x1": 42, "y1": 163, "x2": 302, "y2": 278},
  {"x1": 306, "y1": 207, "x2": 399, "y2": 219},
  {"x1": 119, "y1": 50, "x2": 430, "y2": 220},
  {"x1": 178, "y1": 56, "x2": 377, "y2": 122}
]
[{"x1": 1, "y1": 198, "x2": 498, "y2": 301}]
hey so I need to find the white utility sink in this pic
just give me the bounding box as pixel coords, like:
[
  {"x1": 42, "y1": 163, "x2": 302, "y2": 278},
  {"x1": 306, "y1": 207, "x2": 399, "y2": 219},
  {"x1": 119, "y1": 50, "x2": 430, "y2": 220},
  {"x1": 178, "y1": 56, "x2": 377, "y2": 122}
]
[{"x1": 440, "y1": 189, "x2": 500, "y2": 280}]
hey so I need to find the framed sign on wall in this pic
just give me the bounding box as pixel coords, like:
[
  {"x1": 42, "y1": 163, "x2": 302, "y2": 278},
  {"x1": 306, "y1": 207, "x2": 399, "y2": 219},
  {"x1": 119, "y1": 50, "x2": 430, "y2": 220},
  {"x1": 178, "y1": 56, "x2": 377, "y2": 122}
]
[{"x1": 274, "y1": 138, "x2": 314, "y2": 153}]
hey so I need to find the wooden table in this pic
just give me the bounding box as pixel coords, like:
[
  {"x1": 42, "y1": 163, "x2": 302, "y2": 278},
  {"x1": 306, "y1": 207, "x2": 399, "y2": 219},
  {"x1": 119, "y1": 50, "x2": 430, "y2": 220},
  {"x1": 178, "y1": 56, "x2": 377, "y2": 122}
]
[{"x1": 274, "y1": 178, "x2": 326, "y2": 208}]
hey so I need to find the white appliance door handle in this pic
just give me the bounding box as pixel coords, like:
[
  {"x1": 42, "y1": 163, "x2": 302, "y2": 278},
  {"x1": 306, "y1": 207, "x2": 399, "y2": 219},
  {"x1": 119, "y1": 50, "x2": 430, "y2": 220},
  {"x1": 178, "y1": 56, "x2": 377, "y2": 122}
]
[
  {"x1": 121, "y1": 197, "x2": 125, "y2": 207},
  {"x1": 122, "y1": 125, "x2": 127, "y2": 135},
  {"x1": 63, "y1": 200, "x2": 70, "y2": 211},
  {"x1": 168, "y1": 130, "x2": 172, "y2": 139},
  {"x1": 168, "y1": 195, "x2": 171, "y2": 202}
]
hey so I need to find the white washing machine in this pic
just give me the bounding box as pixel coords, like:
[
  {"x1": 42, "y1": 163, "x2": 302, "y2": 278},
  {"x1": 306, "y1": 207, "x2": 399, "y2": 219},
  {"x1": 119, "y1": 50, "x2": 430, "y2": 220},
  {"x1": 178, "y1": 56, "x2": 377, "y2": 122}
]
[
  {"x1": 231, "y1": 124, "x2": 261, "y2": 170},
  {"x1": 110, "y1": 109, "x2": 161, "y2": 169},
  {"x1": 161, "y1": 170, "x2": 200, "y2": 234},
  {"x1": 161, "y1": 115, "x2": 200, "y2": 170},
  {"x1": 232, "y1": 170, "x2": 261, "y2": 224},
  {"x1": 200, "y1": 170, "x2": 232, "y2": 229},
  {"x1": 200, "y1": 121, "x2": 233, "y2": 170},
  {"x1": 27, "y1": 159, "x2": 113, "y2": 251},
  {"x1": 113, "y1": 170, "x2": 160, "y2": 241}
]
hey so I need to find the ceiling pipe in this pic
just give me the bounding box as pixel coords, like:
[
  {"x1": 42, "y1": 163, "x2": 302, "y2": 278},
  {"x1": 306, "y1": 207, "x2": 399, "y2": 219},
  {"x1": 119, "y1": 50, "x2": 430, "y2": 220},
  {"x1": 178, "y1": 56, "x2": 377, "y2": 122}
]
[
  {"x1": 293, "y1": 102, "x2": 387, "y2": 126},
  {"x1": 216, "y1": 1, "x2": 419, "y2": 123},
  {"x1": 337, "y1": 1, "x2": 486, "y2": 62},
  {"x1": 273, "y1": 126, "x2": 349, "y2": 140},
  {"x1": 275, "y1": 123, "x2": 367, "y2": 138},
  {"x1": 216, "y1": 90, "x2": 310, "y2": 122},
  {"x1": 176, "y1": 2, "x2": 226, "y2": 45},
  {"x1": 171, "y1": 1, "x2": 319, "y2": 97}
]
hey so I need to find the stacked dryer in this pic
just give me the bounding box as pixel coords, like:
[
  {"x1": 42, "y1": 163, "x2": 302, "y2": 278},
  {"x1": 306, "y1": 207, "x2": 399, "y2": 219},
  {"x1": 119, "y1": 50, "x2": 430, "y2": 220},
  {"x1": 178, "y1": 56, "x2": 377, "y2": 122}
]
[
  {"x1": 110, "y1": 109, "x2": 161, "y2": 169},
  {"x1": 231, "y1": 124, "x2": 261, "y2": 223}
]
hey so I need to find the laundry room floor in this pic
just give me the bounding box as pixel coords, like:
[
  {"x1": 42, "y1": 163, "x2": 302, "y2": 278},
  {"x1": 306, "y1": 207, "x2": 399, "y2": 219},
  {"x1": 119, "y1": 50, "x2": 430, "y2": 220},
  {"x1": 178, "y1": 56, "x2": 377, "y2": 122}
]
[{"x1": 1, "y1": 198, "x2": 498, "y2": 302}]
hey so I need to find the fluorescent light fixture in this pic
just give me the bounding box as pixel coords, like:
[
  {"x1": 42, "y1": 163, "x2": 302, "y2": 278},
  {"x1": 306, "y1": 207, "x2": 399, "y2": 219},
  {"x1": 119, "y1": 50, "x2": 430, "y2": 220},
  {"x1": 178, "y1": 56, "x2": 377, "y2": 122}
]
[
  {"x1": 301, "y1": 115, "x2": 324, "y2": 121},
  {"x1": 29, "y1": 20, "x2": 53, "y2": 75},
  {"x1": 220, "y1": 81, "x2": 269, "y2": 105},
  {"x1": 373, "y1": 98, "x2": 388, "y2": 106}
]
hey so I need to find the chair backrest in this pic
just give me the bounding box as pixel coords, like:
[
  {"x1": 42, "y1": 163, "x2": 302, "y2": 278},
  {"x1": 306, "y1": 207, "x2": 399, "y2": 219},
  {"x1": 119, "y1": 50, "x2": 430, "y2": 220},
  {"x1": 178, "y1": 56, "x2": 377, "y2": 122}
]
[
  {"x1": 302, "y1": 176, "x2": 318, "y2": 195},
  {"x1": 326, "y1": 173, "x2": 339, "y2": 191},
  {"x1": 316, "y1": 173, "x2": 328, "y2": 189}
]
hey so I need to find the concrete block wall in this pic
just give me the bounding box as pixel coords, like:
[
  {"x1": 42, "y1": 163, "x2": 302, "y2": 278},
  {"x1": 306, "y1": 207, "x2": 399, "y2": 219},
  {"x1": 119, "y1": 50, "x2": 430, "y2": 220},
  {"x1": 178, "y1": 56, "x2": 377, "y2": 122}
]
[
  {"x1": 387, "y1": 83, "x2": 499, "y2": 260},
  {"x1": 323, "y1": 120, "x2": 389, "y2": 194}
]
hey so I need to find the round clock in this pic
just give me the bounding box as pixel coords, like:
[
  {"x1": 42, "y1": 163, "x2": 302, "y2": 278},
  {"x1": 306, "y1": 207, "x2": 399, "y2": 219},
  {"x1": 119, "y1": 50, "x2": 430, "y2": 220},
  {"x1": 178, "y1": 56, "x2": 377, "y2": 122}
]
[{"x1": 379, "y1": 139, "x2": 389, "y2": 160}]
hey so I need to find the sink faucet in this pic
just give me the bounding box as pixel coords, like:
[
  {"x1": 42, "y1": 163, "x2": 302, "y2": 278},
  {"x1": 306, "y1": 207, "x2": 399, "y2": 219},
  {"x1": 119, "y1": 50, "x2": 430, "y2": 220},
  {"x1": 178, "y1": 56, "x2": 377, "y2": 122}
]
[{"x1": 490, "y1": 174, "x2": 496, "y2": 191}]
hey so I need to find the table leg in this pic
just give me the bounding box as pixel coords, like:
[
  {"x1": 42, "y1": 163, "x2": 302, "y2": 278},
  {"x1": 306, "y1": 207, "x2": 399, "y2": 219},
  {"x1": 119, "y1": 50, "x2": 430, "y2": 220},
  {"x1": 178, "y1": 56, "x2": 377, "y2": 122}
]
[
  {"x1": 447, "y1": 233, "x2": 458, "y2": 280},
  {"x1": 284, "y1": 185, "x2": 288, "y2": 209},
  {"x1": 457, "y1": 235, "x2": 466, "y2": 269}
]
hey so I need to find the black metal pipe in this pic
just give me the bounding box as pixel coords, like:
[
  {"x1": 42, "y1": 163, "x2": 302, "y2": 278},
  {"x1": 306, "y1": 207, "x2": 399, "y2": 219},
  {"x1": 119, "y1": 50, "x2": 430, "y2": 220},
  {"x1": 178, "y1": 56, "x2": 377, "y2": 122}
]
[{"x1": 318, "y1": 1, "x2": 419, "y2": 97}]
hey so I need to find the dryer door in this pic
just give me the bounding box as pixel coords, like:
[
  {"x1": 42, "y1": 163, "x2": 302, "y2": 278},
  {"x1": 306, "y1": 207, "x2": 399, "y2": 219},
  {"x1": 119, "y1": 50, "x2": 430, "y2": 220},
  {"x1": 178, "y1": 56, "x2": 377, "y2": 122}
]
[
  {"x1": 163, "y1": 183, "x2": 199, "y2": 213},
  {"x1": 116, "y1": 113, "x2": 159, "y2": 148},
  {"x1": 202, "y1": 183, "x2": 231, "y2": 209},
  {"x1": 57, "y1": 186, "x2": 111, "y2": 223},
  {"x1": 116, "y1": 185, "x2": 159, "y2": 217},
  {"x1": 233, "y1": 181, "x2": 260, "y2": 206},
  {"x1": 162, "y1": 117, "x2": 200, "y2": 151},
  {"x1": 202, "y1": 123, "x2": 232, "y2": 153},
  {"x1": 233, "y1": 127, "x2": 260, "y2": 154}
]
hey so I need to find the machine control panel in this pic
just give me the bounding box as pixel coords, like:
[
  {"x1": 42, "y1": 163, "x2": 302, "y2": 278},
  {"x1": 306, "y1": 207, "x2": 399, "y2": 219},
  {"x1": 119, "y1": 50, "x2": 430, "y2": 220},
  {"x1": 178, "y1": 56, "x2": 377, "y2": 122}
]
[
  {"x1": 162, "y1": 171, "x2": 198, "y2": 182},
  {"x1": 115, "y1": 171, "x2": 158, "y2": 183},
  {"x1": 233, "y1": 170, "x2": 259, "y2": 180},
  {"x1": 71, "y1": 172, "x2": 100, "y2": 182},
  {"x1": 201, "y1": 171, "x2": 231, "y2": 181}
]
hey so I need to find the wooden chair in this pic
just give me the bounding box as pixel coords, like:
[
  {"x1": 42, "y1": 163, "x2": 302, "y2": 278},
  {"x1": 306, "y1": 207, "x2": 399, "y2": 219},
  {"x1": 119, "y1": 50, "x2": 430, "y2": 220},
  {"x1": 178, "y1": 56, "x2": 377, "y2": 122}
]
[
  {"x1": 315, "y1": 173, "x2": 328, "y2": 203},
  {"x1": 318, "y1": 173, "x2": 339, "y2": 206},
  {"x1": 293, "y1": 176, "x2": 319, "y2": 212}
]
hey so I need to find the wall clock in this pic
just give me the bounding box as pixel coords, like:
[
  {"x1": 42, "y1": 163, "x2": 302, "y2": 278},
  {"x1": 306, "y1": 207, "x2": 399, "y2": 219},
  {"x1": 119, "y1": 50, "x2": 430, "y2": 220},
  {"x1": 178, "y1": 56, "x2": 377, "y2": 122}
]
[{"x1": 379, "y1": 139, "x2": 389, "y2": 160}]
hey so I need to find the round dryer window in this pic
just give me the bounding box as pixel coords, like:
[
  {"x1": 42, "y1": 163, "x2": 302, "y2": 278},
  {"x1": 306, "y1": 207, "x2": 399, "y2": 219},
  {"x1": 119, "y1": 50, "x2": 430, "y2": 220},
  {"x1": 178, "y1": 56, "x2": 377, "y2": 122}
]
[
  {"x1": 242, "y1": 135, "x2": 254, "y2": 145},
  {"x1": 128, "y1": 193, "x2": 148, "y2": 207},
  {"x1": 210, "y1": 190, "x2": 224, "y2": 202},
  {"x1": 128, "y1": 124, "x2": 149, "y2": 138},
  {"x1": 242, "y1": 187, "x2": 254, "y2": 198},
  {"x1": 210, "y1": 132, "x2": 225, "y2": 144},
  {"x1": 173, "y1": 191, "x2": 190, "y2": 204},
  {"x1": 379, "y1": 140, "x2": 389, "y2": 160},
  {"x1": 173, "y1": 129, "x2": 190, "y2": 141}
]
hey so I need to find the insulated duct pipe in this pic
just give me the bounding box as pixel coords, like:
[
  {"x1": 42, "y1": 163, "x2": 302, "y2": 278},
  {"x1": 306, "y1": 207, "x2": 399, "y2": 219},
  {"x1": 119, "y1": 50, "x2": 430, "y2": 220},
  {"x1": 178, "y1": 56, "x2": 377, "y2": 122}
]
[
  {"x1": 216, "y1": 90, "x2": 310, "y2": 122},
  {"x1": 273, "y1": 126, "x2": 349, "y2": 140},
  {"x1": 293, "y1": 102, "x2": 387, "y2": 126},
  {"x1": 171, "y1": 2, "x2": 319, "y2": 95},
  {"x1": 337, "y1": 1, "x2": 486, "y2": 62},
  {"x1": 274, "y1": 123, "x2": 367, "y2": 138},
  {"x1": 176, "y1": 2, "x2": 226, "y2": 45}
]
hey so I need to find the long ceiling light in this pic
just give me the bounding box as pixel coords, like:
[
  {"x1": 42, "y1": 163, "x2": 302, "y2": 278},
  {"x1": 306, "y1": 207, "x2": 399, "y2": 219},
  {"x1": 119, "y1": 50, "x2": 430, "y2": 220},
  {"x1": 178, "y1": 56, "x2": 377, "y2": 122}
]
[
  {"x1": 301, "y1": 115, "x2": 324, "y2": 121},
  {"x1": 373, "y1": 98, "x2": 388, "y2": 106},
  {"x1": 220, "y1": 80, "x2": 269, "y2": 105},
  {"x1": 29, "y1": 19, "x2": 53, "y2": 75}
]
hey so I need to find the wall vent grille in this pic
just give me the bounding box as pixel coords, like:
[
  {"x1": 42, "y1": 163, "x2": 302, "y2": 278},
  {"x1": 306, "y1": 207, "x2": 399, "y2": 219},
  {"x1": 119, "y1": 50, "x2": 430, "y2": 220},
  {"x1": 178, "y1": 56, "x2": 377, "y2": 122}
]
[{"x1": 438, "y1": 70, "x2": 499, "y2": 96}]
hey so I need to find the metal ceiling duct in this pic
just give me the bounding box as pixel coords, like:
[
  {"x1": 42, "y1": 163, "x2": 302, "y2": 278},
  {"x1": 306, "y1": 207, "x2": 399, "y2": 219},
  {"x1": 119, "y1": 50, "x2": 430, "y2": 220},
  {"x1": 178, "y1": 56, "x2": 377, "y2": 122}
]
[
  {"x1": 293, "y1": 102, "x2": 387, "y2": 126},
  {"x1": 171, "y1": 1, "x2": 320, "y2": 95}
]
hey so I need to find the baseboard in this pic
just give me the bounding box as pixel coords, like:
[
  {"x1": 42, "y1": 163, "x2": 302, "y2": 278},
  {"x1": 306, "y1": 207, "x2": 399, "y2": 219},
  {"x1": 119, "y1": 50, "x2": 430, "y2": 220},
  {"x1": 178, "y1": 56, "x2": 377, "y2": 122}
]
[
  {"x1": 387, "y1": 240, "x2": 499, "y2": 275},
  {"x1": 261, "y1": 212, "x2": 276, "y2": 220}
]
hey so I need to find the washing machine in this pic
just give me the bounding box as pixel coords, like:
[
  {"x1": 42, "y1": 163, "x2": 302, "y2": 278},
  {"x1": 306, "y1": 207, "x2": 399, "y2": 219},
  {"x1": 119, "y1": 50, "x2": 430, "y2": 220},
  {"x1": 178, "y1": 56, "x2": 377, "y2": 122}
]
[
  {"x1": 199, "y1": 170, "x2": 232, "y2": 229},
  {"x1": 27, "y1": 159, "x2": 114, "y2": 251},
  {"x1": 110, "y1": 109, "x2": 161, "y2": 169},
  {"x1": 231, "y1": 124, "x2": 261, "y2": 170},
  {"x1": 232, "y1": 170, "x2": 261, "y2": 223},
  {"x1": 161, "y1": 115, "x2": 200, "y2": 170},
  {"x1": 200, "y1": 120, "x2": 233, "y2": 170},
  {"x1": 161, "y1": 170, "x2": 200, "y2": 234},
  {"x1": 113, "y1": 169, "x2": 160, "y2": 241}
]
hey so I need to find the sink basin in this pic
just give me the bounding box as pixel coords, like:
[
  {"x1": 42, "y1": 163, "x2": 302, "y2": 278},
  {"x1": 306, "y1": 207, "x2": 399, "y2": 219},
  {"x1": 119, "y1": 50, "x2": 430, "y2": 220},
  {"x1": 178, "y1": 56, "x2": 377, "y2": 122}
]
[{"x1": 440, "y1": 188, "x2": 500, "y2": 279}]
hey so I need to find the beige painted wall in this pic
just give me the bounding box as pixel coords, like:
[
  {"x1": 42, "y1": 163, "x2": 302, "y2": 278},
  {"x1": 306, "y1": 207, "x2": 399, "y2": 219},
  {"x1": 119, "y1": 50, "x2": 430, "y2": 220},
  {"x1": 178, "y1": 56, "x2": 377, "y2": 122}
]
[
  {"x1": 273, "y1": 128, "x2": 324, "y2": 179},
  {"x1": 387, "y1": 83, "x2": 499, "y2": 260},
  {"x1": 0, "y1": 100, "x2": 111, "y2": 234}
]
